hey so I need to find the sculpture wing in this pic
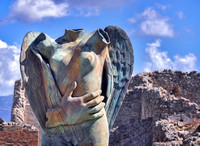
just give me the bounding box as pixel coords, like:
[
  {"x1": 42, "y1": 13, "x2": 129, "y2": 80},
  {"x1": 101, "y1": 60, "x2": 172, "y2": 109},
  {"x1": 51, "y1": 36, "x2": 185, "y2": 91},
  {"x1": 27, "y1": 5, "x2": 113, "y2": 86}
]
[
  {"x1": 104, "y1": 26, "x2": 134, "y2": 129},
  {"x1": 20, "y1": 32, "x2": 62, "y2": 131}
]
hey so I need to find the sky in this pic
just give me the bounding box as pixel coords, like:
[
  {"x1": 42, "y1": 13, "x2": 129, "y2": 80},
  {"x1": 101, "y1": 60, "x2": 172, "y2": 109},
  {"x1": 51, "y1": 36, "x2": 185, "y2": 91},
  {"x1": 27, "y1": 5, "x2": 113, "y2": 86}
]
[{"x1": 0, "y1": 0, "x2": 199, "y2": 96}]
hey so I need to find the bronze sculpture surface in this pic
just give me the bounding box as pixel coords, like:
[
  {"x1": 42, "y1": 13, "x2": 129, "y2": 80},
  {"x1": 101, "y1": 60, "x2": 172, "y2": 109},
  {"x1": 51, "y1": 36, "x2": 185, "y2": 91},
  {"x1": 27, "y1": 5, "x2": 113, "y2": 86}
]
[{"x1": 20, "y1": 26, "x2": 134, "y2": 145}]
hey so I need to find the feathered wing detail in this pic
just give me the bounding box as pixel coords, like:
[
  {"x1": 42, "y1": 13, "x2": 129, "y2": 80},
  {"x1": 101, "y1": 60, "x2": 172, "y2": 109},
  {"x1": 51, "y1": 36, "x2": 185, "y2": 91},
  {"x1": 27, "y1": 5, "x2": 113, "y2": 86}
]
[{"x1": 104, "y1": 26, "x2": 134, "y2": 129}]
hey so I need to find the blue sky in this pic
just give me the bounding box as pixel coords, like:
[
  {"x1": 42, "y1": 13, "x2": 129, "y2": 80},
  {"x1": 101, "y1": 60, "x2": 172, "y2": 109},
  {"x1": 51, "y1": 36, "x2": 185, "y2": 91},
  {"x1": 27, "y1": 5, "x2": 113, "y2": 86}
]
[{"x1": 0, "y1": 0, "x2": 199, "y2": 96}]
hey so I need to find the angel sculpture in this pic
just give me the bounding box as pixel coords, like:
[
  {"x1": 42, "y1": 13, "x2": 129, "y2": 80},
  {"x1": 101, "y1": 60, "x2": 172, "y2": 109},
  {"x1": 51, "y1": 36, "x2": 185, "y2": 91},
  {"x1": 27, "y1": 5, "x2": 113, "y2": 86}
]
[{"x1": 20, "y1": 26, "x2": 134, "y2": 145}]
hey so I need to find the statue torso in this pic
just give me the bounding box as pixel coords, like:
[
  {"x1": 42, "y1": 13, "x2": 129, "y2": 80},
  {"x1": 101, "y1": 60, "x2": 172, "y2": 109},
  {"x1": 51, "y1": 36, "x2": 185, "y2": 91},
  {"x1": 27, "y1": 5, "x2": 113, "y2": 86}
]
[
  {"x1": 49, "y1": 45, "x2": 104, "y2": 97},
  {"x1": 46, "y1": 31, "x2": 109, "y2": 145},
  {"x1": 33, "y1": 29, "x2": 109, "y2": 97},
  {"x1": 24, "y1": 29, "x2": 111, "y2": 145}
]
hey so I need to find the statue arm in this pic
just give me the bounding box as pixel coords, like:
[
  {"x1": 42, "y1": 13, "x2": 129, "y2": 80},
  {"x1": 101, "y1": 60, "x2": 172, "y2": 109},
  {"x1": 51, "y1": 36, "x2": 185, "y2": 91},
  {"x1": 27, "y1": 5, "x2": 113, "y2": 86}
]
[
  {"x1": 45, "y1": 82, "x2": 105, "y2": 128},
  {"x1": 45, "y1": 106, "x2": 66, "y2": 128}
]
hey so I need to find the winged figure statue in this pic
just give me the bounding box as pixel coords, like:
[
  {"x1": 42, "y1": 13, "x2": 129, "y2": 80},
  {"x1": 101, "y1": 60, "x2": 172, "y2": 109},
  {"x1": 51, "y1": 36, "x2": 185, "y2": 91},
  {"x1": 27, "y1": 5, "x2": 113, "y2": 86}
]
[{"x1": 20, "y1": 26, "x2": 134, "y2": 145}]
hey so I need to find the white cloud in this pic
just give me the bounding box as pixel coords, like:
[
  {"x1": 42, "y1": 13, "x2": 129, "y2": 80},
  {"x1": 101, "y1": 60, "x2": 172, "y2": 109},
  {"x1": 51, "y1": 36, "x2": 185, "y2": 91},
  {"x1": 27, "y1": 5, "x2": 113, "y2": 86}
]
[
  {"x1": 173, "y1": 54, "x2": 196, "y2": 71},
  {"x1": 144, "y1": 39, "x2": 173, "y2": 72},
  {"x1": 128, "y1": 7, "x2": 174, "y2": 37},
  {"x1": 140, "y1": 8, "x2": 174, "y2": 37},
  {"x1": 0, "y1": 40, "x2": 8, "y2": 48},
  {"x1": 0, "y1": 40, "x2": 20, "y2": 96},
  {"x1": 6, "y1": 0, "x2": 69, "y2": 23},
  {"x1": 144, "y1": 39, "x2": 197, "y2": 72},
  {"x1": 177, "y1": 11, "x2": 184, "y2": 19},
  {"x1": 2, "y1": 0, "x2": 131, "y2": 23}
]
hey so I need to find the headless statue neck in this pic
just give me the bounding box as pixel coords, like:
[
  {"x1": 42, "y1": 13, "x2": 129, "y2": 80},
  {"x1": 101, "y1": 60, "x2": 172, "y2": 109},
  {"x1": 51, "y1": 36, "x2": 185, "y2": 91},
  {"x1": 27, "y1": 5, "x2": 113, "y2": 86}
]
[{"x1": 63, "y1": 29, "x2": 86, "y2": 42}]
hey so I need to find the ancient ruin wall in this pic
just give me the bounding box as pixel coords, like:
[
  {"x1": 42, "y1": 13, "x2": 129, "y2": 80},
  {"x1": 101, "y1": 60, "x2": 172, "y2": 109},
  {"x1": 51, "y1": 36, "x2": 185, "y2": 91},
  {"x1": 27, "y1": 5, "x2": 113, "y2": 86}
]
[
  {"x1": 111, "y1": 70, "x2": 200, "y2": 145},
  {"x1": 129, "y1": 70, "x2": 200, "y2": 105},
  {"x1": 0, "y1": 80, "x2": 40, "y2": 146},
  {"x1": 147, "y1": 70, "x2": 200, "y2": 104},
  {"x1": 11, "y1": 79, "x2": 25, "y2": 123}
]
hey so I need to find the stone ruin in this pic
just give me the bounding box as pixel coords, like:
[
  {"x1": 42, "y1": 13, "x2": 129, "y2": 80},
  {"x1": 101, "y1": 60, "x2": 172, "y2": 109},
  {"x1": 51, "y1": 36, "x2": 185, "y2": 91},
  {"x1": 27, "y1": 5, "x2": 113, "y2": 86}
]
[
  {"x1": 0, "y1": 79, "x2": 39, "y2": 145},
  {"x1": 1, "y1": 70, "x2": 200, "y2": 145},
  {"x1": 111, "y1": 70, "x2": 200, "y2": 145}
]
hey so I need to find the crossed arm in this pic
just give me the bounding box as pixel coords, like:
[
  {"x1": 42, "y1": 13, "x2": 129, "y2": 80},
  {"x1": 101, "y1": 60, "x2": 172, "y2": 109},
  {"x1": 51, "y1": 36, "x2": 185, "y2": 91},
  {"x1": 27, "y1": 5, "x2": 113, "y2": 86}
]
[{"x1": 45, "y1": 81, "x2": 105, "y2": 128}]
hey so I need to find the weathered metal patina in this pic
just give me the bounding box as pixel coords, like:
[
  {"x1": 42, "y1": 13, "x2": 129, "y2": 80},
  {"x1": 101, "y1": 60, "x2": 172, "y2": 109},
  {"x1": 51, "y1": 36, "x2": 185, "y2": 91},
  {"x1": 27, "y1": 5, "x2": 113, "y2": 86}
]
[{"x1": 20, "y1": 26, "x2": 134, "y2": 145}]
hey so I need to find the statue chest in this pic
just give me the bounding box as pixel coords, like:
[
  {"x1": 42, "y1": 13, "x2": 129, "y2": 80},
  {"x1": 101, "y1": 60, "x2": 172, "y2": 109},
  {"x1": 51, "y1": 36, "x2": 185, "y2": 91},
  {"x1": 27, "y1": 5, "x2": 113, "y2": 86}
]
[{"x1": 49, "y1": 48, "x2": 103, "y2": 96}]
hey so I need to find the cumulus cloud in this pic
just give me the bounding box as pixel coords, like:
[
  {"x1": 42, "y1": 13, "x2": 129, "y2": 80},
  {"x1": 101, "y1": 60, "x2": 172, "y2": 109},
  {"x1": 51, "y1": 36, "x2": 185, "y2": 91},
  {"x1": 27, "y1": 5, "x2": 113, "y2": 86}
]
[
  {"x1": 129, "y1": 7, "x2": 174, "y2": 37},
  {"x1": 5, "y1": 0, "x2": 69, "y2": 23},
  {"x1": 144, "y1": 39, "x2": 197, "y2": 72},
  {"x1": 173, "y1": 54, "x2": 196, "y2": 71},
  {"x1": 2, "y1": 0, "x2": 131, "y2": 23},
  {"x1": 0, "y1": 40, "x2": 8, "y2": 48},
  {"x1": 0, "y1": 40, "x2": 20, "y2": 96},
  {"x1": 140, "y1": 8, "x2": 174, "y2": 37}
]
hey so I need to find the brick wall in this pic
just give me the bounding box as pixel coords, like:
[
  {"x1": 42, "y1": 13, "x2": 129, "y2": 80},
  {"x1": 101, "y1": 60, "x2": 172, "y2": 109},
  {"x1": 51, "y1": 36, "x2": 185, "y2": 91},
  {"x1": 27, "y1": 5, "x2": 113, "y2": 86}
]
[
  {"x1": 0, "y1": 80, "x2": 40, "y2": 146},
  {"x1": 0, "y1": 122, "x2": 38, "y2": 145}
]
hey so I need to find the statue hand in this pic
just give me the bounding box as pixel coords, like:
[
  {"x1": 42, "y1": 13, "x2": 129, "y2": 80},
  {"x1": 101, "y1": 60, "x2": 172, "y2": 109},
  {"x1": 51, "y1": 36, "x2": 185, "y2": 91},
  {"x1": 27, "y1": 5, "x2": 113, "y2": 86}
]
[{"x1": 46, "y1": 81, "x2": 105, "y2": 128}]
